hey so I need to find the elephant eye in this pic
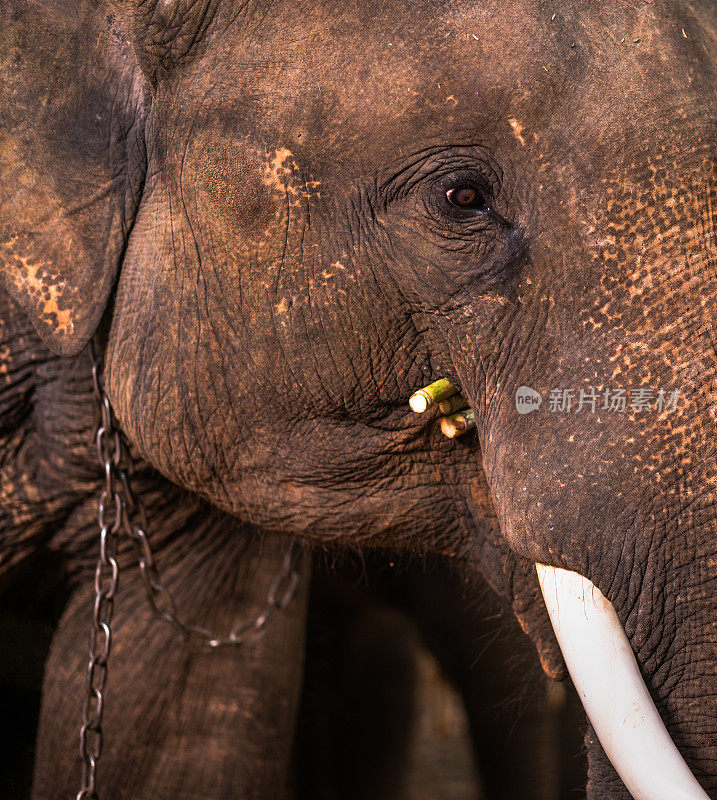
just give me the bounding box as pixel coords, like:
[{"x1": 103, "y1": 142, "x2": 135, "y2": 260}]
[{"x1": 445, "y1": 186, "x2": 488, "y2": 211}]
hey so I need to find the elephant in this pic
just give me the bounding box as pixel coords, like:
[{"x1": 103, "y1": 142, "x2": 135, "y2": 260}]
[
  {"x1": 296, "y1": 550, "x2": 588, "y2": 800},
  {"x1": 0, "y1": 0, "x2": 714, "y2": 798},
  {"x1": 0, "y1": 542, "x2": 587, "y2": 800}
]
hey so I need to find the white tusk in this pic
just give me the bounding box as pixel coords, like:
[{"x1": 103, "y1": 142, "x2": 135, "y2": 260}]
[{"x1": 536, "y1": 564, "x2": 709, "y2": 800}]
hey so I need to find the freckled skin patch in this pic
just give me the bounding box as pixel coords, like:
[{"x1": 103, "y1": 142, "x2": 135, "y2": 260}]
[
  {"x1": 508, "y1": 117, "x2": 526, "y2": 147},
  {"x1": 261, "y1": 146, "x2": 322, "y2": 205},
  {"x1": 263, "y1": 146, "x2": 300, "y2": 197},
  {"x1": 2, "y1": 237, "x2": 75, "y2": 336}
]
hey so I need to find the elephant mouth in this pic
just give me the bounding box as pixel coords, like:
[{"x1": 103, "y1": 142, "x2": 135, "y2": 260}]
[{"x1": 535, "y1": 564, "x2": 709, "y2": 800}]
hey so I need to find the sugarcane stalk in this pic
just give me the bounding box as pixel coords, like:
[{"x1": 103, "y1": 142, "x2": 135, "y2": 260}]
[
  {"x1": 439, "y1": 408, "x2": 476, "y2": 438},
  {"x1": 438, "y1": 394, "x2": 468, "y2": 415},
  {"x1": 408, "y1": 379, "x2": 458, "y2": 413}
]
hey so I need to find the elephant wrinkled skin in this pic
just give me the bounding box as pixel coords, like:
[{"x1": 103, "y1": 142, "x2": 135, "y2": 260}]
[{"x1": 0, "y1": 1, "x2": 714, "y2": 798}]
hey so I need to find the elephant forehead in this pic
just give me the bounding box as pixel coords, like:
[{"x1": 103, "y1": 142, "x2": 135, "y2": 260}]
[
  {"x1": 176, "y1": 1, "x2": 567, "y2": 161},
  {"x1": 171, "y1": 0, "x2": 710, "y2": 189}
]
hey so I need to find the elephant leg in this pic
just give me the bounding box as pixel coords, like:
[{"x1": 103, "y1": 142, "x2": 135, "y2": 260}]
[
  {"x1": 295, "y1": 567, "x2": 418, "y2": 800},
  {"x1": 362, "y1": 554, "x2": 587, "y2": 800},
  {"x1": 32, "y1": 530, "x2": 308, "y2": 800},
  {"x1": 406, "y1": 566, "x2": 587, "y2": 800}
]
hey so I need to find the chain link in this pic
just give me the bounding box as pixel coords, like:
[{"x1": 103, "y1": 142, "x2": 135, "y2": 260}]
[{"x1": 76, "y1": 352, "x2": 303, "y2": 799}]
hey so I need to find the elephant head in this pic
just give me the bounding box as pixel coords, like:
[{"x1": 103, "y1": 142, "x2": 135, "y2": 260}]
[{"x1": 2, "y1": 1, "x2": 714, "y2": 797}]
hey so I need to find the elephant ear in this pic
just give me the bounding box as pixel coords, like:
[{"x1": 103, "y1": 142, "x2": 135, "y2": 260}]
[{"x1": 0, "y1": 0, "x2": 145, "y2": 356}]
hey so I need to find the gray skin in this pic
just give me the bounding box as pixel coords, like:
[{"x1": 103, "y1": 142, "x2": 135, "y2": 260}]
[{"x1": 0, "y1": 1, "x2": 715, "y2": 799}]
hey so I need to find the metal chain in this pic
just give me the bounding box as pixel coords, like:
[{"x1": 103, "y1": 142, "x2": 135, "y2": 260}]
[
  {"x1": 76, "y1": 353, "x2": 303, "y2": 799},
  {"x1": 77, "y1": 374, "x2": 122, "y2": 800}
]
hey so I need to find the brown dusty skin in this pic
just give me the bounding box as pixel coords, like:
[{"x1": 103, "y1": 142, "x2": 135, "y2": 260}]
[{"x1": 0, "y1": 1, "x2": 714, "y2": 798}]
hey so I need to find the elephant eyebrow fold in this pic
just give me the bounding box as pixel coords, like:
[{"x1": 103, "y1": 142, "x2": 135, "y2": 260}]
[{"x1": 379, "y1": 145, "x2": 502, "y2": 203}]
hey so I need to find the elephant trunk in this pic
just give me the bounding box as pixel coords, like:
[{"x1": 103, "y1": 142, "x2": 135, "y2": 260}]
[{"x1": 536, "y1": 564, "x2": 709, "y2": 800}]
